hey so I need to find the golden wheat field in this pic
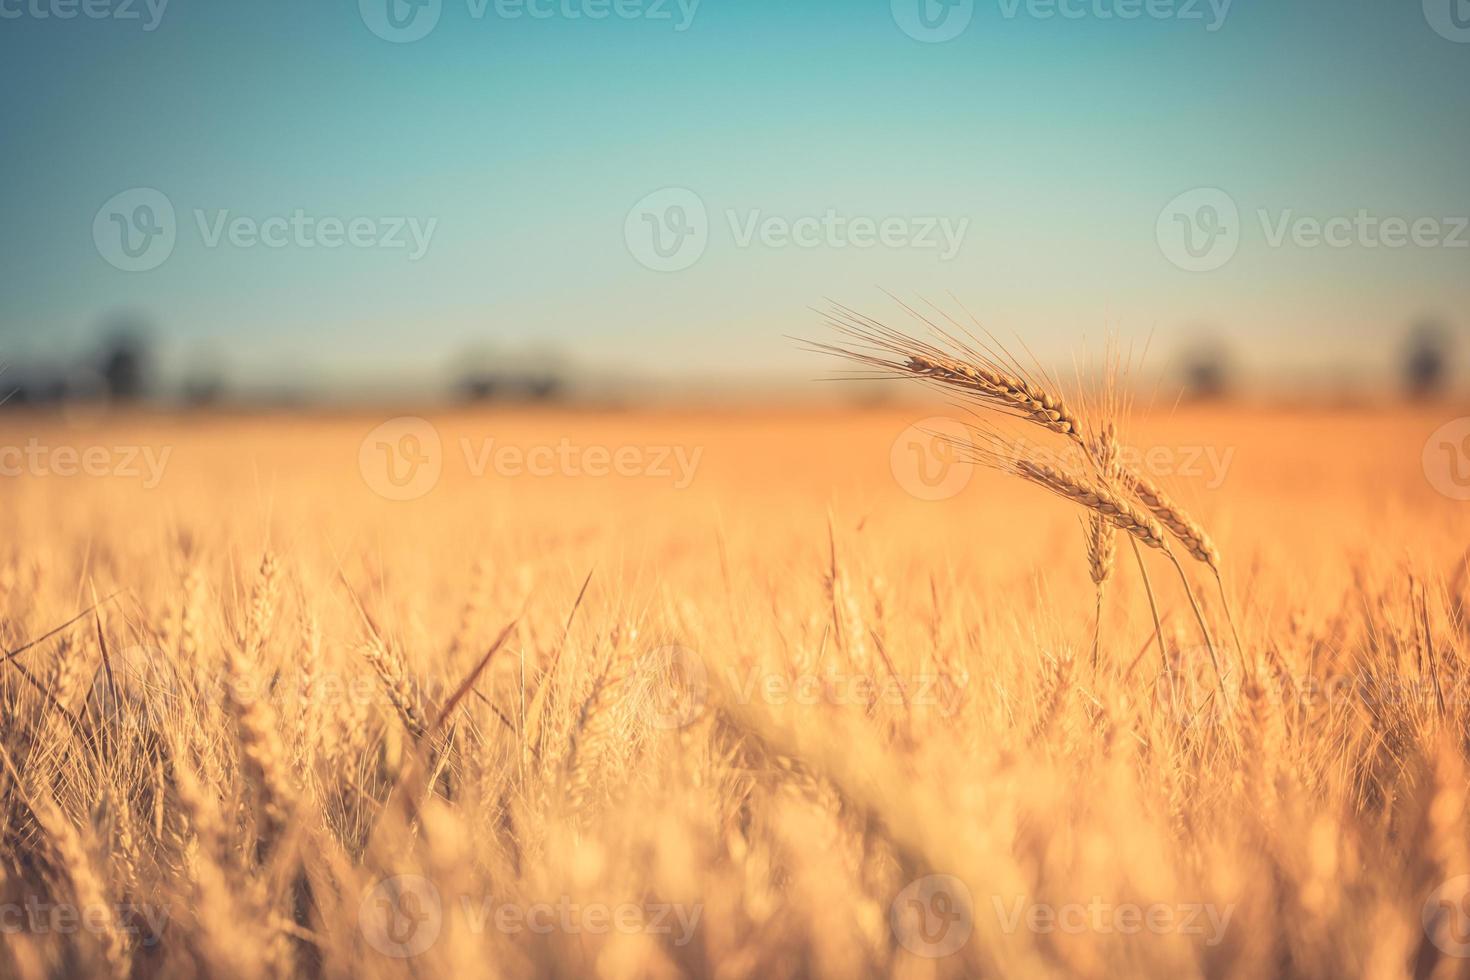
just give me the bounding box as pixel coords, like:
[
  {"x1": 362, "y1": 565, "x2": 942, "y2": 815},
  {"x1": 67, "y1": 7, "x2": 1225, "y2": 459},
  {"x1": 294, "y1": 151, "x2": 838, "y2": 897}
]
[{"x1": 3, "y1": 402, "x2": 1470, "y2": 979}]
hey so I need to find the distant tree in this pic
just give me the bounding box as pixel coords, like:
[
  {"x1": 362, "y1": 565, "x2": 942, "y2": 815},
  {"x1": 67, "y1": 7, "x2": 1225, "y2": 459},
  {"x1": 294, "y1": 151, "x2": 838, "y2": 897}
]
[
  {"x1": 1179, "y1": 333, "x2": 1233, "y2": 400},
  {"x1": 525, "y1": 374, "x2": 563, "y2": 402},
  {"x1": 1404, "y1": 318, "x2": 1452, "y2": 400},
  {"x1": 452, "y1": 344, "x2": 567, "y2": 404},
  {"x1": 182, "y1": 373, "x2": 226, "y2": 407},
  {"x1": 95, "y1": 312, "x2": 154, "y2": 402}
]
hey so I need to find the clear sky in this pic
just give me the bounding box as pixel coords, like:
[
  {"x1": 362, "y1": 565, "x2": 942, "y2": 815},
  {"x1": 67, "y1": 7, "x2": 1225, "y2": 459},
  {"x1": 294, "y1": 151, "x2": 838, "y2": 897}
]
[{"x1": 1, "y1": 0, "x2": 1467, "y2": 393}]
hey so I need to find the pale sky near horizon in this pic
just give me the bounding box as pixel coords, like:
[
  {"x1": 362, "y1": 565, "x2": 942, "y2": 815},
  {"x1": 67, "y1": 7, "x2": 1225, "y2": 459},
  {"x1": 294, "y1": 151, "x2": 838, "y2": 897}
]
[{"x1": 1, "y1": 0, "x2": 1467, "y2": 394}]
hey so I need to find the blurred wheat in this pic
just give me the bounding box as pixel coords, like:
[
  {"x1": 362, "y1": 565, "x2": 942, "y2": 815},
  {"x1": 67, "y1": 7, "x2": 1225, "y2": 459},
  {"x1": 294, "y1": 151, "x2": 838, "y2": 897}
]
[{"x1": 0, "y1": 374, "x2": 1466, "y2": 979}]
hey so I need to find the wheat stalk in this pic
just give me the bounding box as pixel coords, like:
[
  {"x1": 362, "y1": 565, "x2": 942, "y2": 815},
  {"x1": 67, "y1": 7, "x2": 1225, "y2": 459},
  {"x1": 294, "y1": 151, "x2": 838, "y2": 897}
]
[
  {"x1": 816, "y1": 305, "x2": 1237, "y2": 687},
  {"x1": 815, "y1": 304, "x2": 1230, "y2": 564}
]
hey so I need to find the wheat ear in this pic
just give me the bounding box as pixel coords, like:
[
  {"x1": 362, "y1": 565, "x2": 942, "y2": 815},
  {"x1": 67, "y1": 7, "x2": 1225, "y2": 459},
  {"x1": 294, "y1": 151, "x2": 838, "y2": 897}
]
[
  {"x1": 563, "y1": 643, "x2": 635, "y2": 816},
  {"x1": 817, "y1": 309, "x2": 1234, "y2": 693},
  {"x1": 32, "y1": 795, "x2": 131, "y2": 977},
  {"x1": 1013, "y1": 459, "x2": 1169, "y2": 552},
  {"x1": 1086, "y1": 426, "x2": 1120, "y2": 669},
  {"x1": 1013, "y1": 459, "x2": 1229, "y2": 700}
]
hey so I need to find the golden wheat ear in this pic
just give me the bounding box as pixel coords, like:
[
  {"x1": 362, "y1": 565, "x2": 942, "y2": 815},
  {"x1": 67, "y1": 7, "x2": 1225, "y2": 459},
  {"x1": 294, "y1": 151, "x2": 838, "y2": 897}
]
[
  {"x1": 1121, "y1": 471, "x2": 1220, "y2": 569},
  {"x1": 808, "y1": 302, "x2": 1085, "y2": 437},
  {"x1": 1085, "y1": 424, "x2": 1120, "y2": 669},
  {"x1": 1013, "y1": 458, "x2": 1170, "y2": 553}
]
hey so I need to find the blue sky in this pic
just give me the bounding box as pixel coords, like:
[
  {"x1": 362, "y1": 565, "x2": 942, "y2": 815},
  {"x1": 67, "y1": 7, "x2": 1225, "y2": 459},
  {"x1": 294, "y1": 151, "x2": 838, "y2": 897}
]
[{"x1": 1, "y1": 0, "x2": 1467, "y2": 392}]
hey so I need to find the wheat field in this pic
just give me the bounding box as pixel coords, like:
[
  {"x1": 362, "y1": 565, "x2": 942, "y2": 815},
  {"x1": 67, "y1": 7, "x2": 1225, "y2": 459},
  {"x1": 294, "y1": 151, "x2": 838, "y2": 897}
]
[{"x1": 1, "y1": 399, "x2": 1468, "y2": 979}]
